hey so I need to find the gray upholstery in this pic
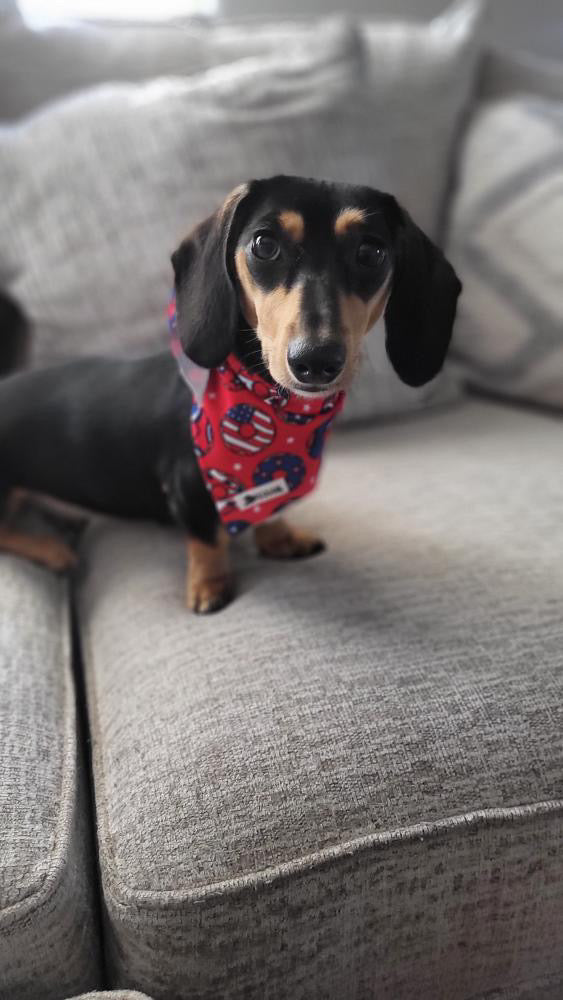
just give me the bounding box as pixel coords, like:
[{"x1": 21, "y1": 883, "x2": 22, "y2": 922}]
[
  {"x1": 0, "y1": 558, "x2": 101, "y2": 1000},
  {"x1": 70, "y1": 994, "x2": 153, "y2": 1000},
  {"x1": 448, "y1": 49, "x2": 563, "y2": 409},
  {"x1": 78, "y1": 399, "x2": 563, "y2": 1000}
]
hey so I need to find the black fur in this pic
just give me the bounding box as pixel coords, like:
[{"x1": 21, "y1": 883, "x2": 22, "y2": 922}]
[
  {"x1": 0, "y1": 292, "x2": 28, "y2": 377},
  {"x1": 171, "y1": 184, "x2": 254, "y2": 369},
  {"x1": 382, "y1": 197, "x2": 462, "y2": 387},
  {"x1": 0, "y1": 353, "x2": 218, "y2": 545},
  {"x1": 0, "y1": 176, "x2": 461, "y2": 552}
]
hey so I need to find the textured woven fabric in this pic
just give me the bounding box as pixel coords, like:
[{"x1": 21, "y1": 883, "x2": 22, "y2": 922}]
[
  {"x1": 447, "y1": 49, "x2": 563, "y2": 409},
  {"x1": 70, "y1": 993, "x2": 153, "y2": 1000},
  {"x1": 0, "y1": 3, "x2": 481, "y2": 424},
  {"x1": 78, "y1": 398, "x2": 563, "y2": 1000},
  {"x1": 0, "y1": 557, "x2": 101, "y2": 1000},
  {"x1": 0, "y1": 13, "x2": 359, "y2": 121}
]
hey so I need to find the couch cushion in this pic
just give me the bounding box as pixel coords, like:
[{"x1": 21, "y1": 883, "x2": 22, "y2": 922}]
[
  {"x1": 78, "y1": 398, "x2": 563, "y2": 1000},
  {"x1": 0, "y1": 557, "x2": 101, "y2": 1000}
]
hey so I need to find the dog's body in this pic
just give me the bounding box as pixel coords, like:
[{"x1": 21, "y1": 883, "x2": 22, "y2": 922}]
[
  {"x1": 0, "y1": 352, "x2": 203, "y2": 526},
  {"x1": 0, "y1": 176, "x2": 462, "y2": 611}
]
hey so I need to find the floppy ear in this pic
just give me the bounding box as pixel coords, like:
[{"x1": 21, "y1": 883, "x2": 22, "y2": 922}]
[
  {"x1": 383, "y1": 198, "x2": 462, "y2": 388},
  {"x1": 171, "y1": 184, "x2": 252, "y2": 368}
]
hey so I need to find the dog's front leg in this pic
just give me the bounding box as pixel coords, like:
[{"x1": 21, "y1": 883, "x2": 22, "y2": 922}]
[
  {"x1": 186, "y1": 526, "x2": 232, "y2": 614},
  {"x1": 255, "y1": 518, "x2": 325, "y2": 560}
]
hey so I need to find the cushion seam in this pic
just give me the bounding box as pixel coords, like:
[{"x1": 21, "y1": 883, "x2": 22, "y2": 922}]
[
  {"x1": 97, "y1": 785, "x2": 563, "y2": 908},
  {"x1": 79, "y1": 542, "x2": 563, "y2": 909}
]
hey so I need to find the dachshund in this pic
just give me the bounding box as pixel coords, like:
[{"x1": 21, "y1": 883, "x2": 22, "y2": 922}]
[{"x1": 0, "y1": 175, "x2": 461, "y2": 612}]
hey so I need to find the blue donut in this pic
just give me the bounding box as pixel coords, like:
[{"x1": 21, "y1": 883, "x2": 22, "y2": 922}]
[{"x1": 253, "y1": 452, "x2": 306, "y2": 492}]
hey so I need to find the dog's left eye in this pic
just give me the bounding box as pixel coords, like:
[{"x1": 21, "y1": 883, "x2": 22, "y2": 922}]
[
  {"x1": 251, "y1": 232, "x2": 281, "y2": 261},
  {"x1": 357, "y1": 239, "x2": 387, "y2": 268}
]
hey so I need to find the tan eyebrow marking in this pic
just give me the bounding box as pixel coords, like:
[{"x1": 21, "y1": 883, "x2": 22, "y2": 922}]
[
  {"x1": 278, "y1": 210, "x2": 305, "y2": 243},
  {"x1": 334, "y1": 207, "x2": 366, "y2": 236}
]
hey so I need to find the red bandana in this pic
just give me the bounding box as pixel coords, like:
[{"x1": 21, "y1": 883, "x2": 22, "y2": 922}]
[{"x1": 168, "y1": 298, "x2": 345, "y2": 535}]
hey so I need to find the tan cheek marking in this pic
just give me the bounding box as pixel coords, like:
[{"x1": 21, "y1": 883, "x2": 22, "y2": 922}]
[
  {"x1": 338, "y1": 286, "x2": 390, "y2": 378},
  {"x1": 367, "y1": 291, "x2": 388, "y2": 330},
  {"x1": 278, "y1": 210, "x2": 304, "y2": 243},
  {"x1": 255, "y1": 284, "x2": 303, "y2": 383},
  {"x1": 334, "y1": 207, "x2": 366, "y2": 236},
  {"x1": 256, "y1": 284, "x2": 301, "y2": 340},
  {"x1": 339, "y1": 276, "x2": 391, "y2": 341},
  {"x1": 235, "y1": 252, "x2": 302, "y2": 382},
  {"x1": 339, "y1": 292, "x2": 371, "y2": 342},
  {"x1": 235, "y1": 248, "x2": 258, "y2": 328}
]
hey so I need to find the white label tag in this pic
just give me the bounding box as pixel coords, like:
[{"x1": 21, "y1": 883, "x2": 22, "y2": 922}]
[{"x1": 225, "y1": 478, "x2": 289, "y2": 512}]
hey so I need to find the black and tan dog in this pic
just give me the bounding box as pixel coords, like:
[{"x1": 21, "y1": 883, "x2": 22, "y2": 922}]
[{"x1": 0, "y1": 175, "x2": 461, "y2": 612}]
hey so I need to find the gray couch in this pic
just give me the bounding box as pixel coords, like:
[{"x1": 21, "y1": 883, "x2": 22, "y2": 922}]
[
  {"x1": 2, "y1": 399, "x2": 563, "y2": 1000},
  {"x1": 1, "y1": 6, "x2": 563, "y2": 1000}
]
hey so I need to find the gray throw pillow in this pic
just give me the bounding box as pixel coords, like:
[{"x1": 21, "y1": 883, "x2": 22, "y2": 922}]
[
  {"x1": 0, "y1": 12, "x2": 353, "y2": 120},
  {"x1": 0, "y1": 4, "x2": 481, "y2": 421},
  {"x1": 447, "y1": 49, "x2": 563, "y2": 409}
]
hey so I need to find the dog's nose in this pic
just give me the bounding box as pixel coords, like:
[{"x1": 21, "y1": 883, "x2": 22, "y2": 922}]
[{"x1": 287, "y1": 340, "x2": 346, "y2": 386}]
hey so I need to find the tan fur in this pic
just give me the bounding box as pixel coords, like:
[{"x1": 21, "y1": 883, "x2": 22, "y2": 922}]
[
  {"x1": 278, "y1": 210, "x2": 304, "y2": 243},
  {"x1": 255, "y1": 518, "x2": 324, "y2": 559},
  {"x1": 187, "y1": 528, "x2": 231, "y2": 613},
  {"x1": 219, "y1": 183, "x2": 249, "y2": 223},
  {"x1": 235, "y1": 240, "x2": 391, "y2": 395},
  {"x1": 235, "y1": 249, "x2": 304, "y2": 387},
  {"x1": 0, "y1": 526, "x2": 76, "y2": 572},
  {"x1": 338, "y1": 279, "x2": 391, "y2": 377},
  {"x1": 235, "y1": 248, "x2": 259, "y2": 328},
  {"x1": 334, "y1": 207, "x2": 366, "y2": 235}
]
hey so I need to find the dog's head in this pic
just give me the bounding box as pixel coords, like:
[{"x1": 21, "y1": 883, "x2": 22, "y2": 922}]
[{"x1": 172, "y1": 175, "x2": 461, "y2": 396}]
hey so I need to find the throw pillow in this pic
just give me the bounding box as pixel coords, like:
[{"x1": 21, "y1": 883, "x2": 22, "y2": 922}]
[
  {"x1": 0, "y1": 3, "x2": 482, "y2": 423},
  {"x1": 447, "y1": 49, "x2": 563, "y2": 409}
]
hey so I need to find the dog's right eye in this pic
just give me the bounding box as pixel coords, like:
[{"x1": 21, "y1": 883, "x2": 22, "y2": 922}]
[{"x1": 251, "y1": 232, "x2": 281, "y2": 261}]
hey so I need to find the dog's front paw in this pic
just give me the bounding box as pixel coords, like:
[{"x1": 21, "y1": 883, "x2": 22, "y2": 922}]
[
  {"x1": 255, "y1": 520, "x2": 325, "y2": 560},
  {"x1": 186, "y1": 532, "x2": 232, "y2": 614},
  {"x1": 187, "y1": 575, "x2": 233, "y2": 614}
]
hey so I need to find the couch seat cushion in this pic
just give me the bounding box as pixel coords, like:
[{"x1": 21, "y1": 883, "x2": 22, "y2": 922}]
[
  {"x1": 78, "y1": 399, "x2": 563, "y2": 1000},
  {"x1": 0, "y1": 558, "x2": 101, "y2": 1000}
]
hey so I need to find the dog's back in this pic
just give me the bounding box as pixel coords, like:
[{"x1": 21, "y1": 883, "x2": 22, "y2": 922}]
[{"x1": 0, "y1": 353, "x2": 184, "y2": 521}]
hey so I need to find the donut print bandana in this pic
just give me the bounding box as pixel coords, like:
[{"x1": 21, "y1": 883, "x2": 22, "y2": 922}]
[{"x1": 168, "y1": 298, "x2": 345, "y2": 535}]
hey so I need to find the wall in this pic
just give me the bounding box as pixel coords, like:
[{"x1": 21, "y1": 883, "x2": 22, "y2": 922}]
[{"x1": 220, "y1": 0, "x2": 563, "y2": 61}]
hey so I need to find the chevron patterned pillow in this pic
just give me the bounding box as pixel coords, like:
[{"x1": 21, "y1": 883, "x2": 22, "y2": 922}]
[{"x1": 447, "y1": 51, "x2": 563, "y2": 409}]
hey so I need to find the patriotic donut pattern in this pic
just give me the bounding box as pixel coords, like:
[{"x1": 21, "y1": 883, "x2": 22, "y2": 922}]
[
  {"x1": 190, "y1": 406, "x2": 214, "y2": 458},
  {"x1": 167, "y1": 291, "x2": 346, "y2": 533},
  {"x1": 204, "y1": 468, "x2": 243, "y2": 511},
  {"x1": 253, "y1": 453, "x2": 306, "y2": 492},
  {"x1": 220, "y1": 403, "x2": 276, "y2": 456}
]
